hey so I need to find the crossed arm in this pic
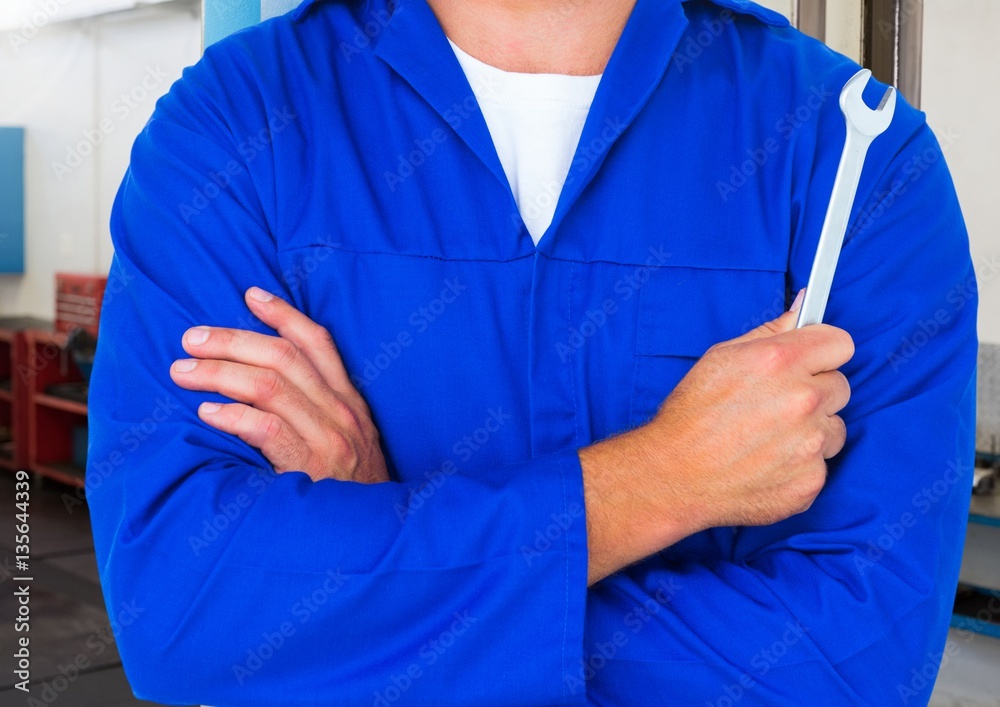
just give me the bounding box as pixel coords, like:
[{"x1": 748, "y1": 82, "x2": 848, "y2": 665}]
[{"x1": 170, "y1": 283, "x2": 853, "y2": 586}]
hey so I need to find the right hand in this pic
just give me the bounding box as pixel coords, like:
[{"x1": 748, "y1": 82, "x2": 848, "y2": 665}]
[
  {"x1": 643, "y1": 291, "x2": 854, "y2": 531},
  {"x1": 171, "y1": 287, "x2": 390, "y2": 485}
]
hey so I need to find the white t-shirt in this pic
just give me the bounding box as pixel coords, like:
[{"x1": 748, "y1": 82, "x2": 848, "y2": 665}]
[{"x1": 448, "y1": 39, "x2": 602, "y2": 246}]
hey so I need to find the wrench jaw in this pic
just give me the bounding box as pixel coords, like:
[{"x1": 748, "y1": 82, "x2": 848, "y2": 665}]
[{"x1": 839, "y1": 68, "x2": 898, "y2": 138}]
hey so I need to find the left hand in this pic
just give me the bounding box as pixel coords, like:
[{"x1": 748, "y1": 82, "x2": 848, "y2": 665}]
[{"x1": 169, "y1": 286, "x2": 390, "y2": 484}]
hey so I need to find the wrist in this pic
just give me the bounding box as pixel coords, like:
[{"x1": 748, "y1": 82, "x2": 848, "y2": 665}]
[
  {"x1": 625, "y1": 423, "x2": 707, "y2": 544},
  {"x1": 631, "y1": 420, "x2": 713, "y2": 539},
  {"x1": 580, "y1": 425, "x2": 698, "y2": 584}
]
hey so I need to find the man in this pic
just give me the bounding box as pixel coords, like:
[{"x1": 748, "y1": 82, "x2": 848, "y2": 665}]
[{"x1": 87, "y1": 0, "x2": 977, "y2": 704}]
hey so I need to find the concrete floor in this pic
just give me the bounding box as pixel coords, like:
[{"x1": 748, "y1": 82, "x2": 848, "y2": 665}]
[
  {"x1": 0, "y1": 473, "x2": 175, "y2": 706},
  {"x1": 931, "y1": 629, "x2": 1000, "y2": 707},
  {"x1": 1, "y1": 473, "x2": 998, "y2": 705}
]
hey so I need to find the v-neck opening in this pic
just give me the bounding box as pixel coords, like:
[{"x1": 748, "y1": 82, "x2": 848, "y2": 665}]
[{"x1": 372, "y1": 0, "x2": 691, "y2": 259}]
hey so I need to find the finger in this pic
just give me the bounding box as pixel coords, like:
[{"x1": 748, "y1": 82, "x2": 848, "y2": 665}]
[
  {"x1": 822, "y1": 415, "x2": 848, "y2": 459},
  {"x1": 244, "y1": 287, "x2": 360, "y2": 403},
  {"x1": 771, "y1": 323, "x2": 855, "y2": 375},
  {"x1": 789, "y1": 459, "x2": 829, "y2": 515},
  {"x1": 198, "y1": 401, "x2": 310, "y2": 473},
  {"x1": 812, "y1": 370, "x2": 852, "y2": 416},
  {"x1": 727, "y1": 288, "x2": 805, "y2": 345},
  {"x1": 171, "y1": 358, "x2": 337, "y2": 446},
  {"x1": 181, "y1": 324, "x2": 334, "y2": 411}
]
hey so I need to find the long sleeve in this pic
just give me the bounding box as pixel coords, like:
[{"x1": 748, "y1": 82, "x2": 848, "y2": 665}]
[
  {"x1": 581, "y1": 116, "x2": 977, "y2": 703},
  {"x1": 87, "y1": 46, "x2": 588, "y2": 707}
]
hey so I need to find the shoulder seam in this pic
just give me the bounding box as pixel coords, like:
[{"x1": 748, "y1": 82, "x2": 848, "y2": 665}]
[{"x1": 688, "y1": 0, "x2": 791, "y2": 28}]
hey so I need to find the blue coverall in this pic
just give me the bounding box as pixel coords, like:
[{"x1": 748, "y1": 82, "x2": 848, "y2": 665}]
[{"x1": 87, "y1": 0, "x2": 979, "y2": 704}]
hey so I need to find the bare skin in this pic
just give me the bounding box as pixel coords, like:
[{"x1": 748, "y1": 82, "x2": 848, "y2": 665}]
[
  {"x1": 426, "y1": 0, "x2": 636, "y2": 76},
  {"x1": 580, "y1": 297, "x2": 852, "y2": 583},
  {"x1": 170, "y1": 0, "x2": 854, "y2": 587},
  {"x1": 170, "y1": 287, "x2": 388, "y2": 485},
  {"x1": 171, "y1": 287, "x2": 853, "y2": 585}
]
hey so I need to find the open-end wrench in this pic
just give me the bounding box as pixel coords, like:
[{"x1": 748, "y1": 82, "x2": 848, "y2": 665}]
[{"x1": 796, "y1": 68, "x2": 897, "y2": 328}]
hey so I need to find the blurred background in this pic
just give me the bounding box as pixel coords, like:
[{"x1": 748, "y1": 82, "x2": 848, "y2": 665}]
[{"x1": 0, "y1": 0, "x2": 998, "y2": 704}]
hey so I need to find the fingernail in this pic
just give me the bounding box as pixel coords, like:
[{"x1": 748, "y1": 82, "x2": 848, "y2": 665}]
[
  {"x1": 200, "y1": 402, "x2": 222, "y2": 414},
  {"x1": 185, "y1": 326, "x2": 210, "y2": 346},
  {"x1": 790, "y1": 288, "x2": 806, "y2": 313},
  {"x1": 172, "y1": 359, "x2": 198, "y2": 373},
  {"x1": 248, "y1": 286, "x2": 274, "y2": 303}
]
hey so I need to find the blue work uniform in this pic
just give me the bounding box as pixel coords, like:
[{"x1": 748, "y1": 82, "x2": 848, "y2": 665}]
[{"x1": 87, "y1": 0, "x2": 978, "y2": 704}]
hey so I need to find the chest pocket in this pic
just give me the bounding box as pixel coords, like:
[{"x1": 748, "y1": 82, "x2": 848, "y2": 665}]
[{"x1": 630, "y1": 264, "x2": 787, "y2": 428}]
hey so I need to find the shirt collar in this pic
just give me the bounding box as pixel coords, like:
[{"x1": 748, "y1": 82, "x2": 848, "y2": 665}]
[
  {"x1": 374, "y1": 0, "x2": 694, "y2": 254},
  {"x1": 289, "y1": 0, "x2": 788, "y2": 254},
  {"x1": 295, "y1": 0, "x2": 693, "y2": 254}
]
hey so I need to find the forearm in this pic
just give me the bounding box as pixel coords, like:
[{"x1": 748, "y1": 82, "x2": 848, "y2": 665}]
[
  {"x1": 92, "y1": 307, "x2": 590, "y2": 704},
  {"x1": 580, "y1": 377, "x2": 976, "y2": 704},
  {"x1": 580, "y1": 424, "x2": 700, "y2": 585}
]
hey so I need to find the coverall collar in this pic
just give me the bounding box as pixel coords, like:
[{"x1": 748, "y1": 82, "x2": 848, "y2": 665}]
[
  {"x1": 287, "y1": 0, "x2": 788, "y2": 253},
  {"x1": 364, "y1": 0, "x2": 692, "y2": 253}
]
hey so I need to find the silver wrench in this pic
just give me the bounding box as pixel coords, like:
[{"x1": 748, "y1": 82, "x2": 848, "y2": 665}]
[{"x1": 796, "y1": 68, "x2": 897, "y2": 328}]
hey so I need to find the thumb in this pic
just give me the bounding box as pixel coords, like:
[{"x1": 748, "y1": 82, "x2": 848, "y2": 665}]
[{"x1": 733, "y1": 288, "x2": 805, "y2": 343}]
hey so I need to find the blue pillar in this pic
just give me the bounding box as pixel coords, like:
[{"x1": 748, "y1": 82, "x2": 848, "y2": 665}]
[
  {"x1": 0, "y1": 127, "x2": 25, "y2": 274},
  {"x1": 203, "y1": 0, "x2": 304, "y2": 47}
]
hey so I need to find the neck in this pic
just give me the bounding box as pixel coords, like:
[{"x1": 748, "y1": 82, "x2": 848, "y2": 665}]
[{"x1": 426, "y1": 0, "x2": 637, "y2": 76}]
